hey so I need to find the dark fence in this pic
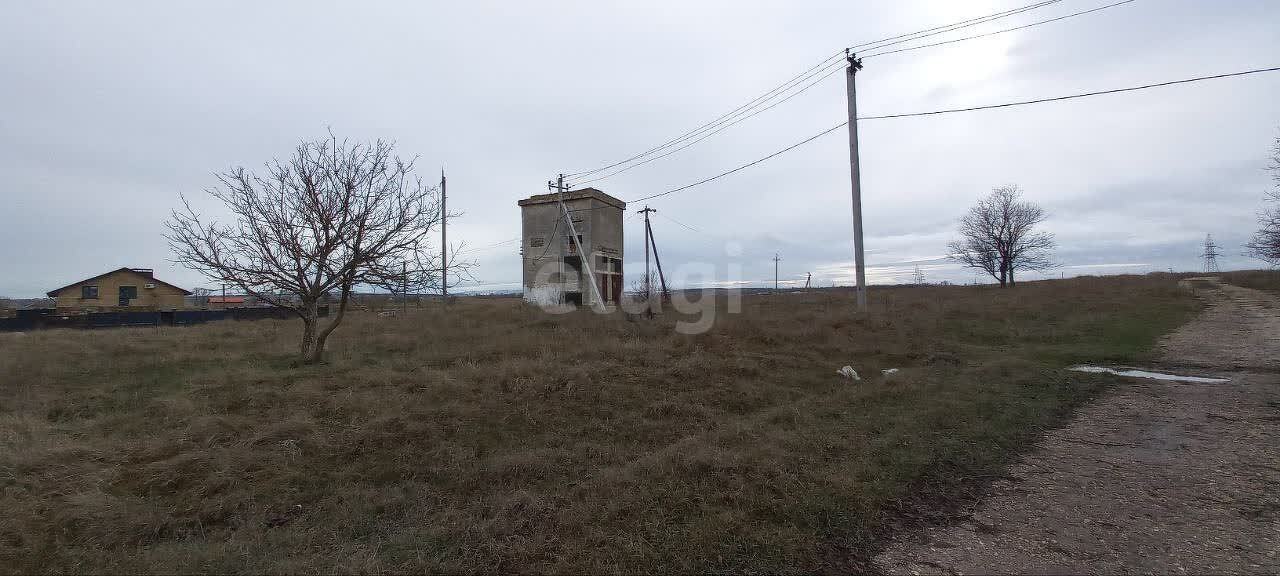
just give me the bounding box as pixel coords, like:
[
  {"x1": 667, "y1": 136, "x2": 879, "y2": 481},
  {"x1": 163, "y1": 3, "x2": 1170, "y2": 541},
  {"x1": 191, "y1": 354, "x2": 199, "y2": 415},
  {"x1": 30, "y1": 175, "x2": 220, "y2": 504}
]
[{"x1": 0, "y1": 306, "x2": 326, "y2": 332}]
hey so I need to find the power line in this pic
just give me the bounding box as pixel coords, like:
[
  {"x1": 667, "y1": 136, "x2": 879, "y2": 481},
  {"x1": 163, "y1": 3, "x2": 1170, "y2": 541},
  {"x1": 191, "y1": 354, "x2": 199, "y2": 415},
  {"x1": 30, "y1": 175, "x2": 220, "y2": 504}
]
[
  {"x1": 629, "y1": 65, "x2": 1280, "y2": 203},
  {"x1": 569, "y1": 61, "x2": 846, "y2": 186},
  {"x1": 629, "y1": 121, "x2": 849, "y2": 203},
  {"x1": 454, "y1": 237, "x2": 520, "y2": 256},
  {"x1": 654, "y1": 211, "x2": 702, "y2": 233},
  {"x1": 851, "y1": 0, "x2": 1064, "y2": 54},
  {"x1": 862, "y1": 0, "x2": 1139, "y2": 59},
  {"x1": 564, "y1": 53, "x2": 842, "y2": 180},
  {"x1": 859, "y1": 66, "x2": 1280, "y2": 120},
  {"x1": 474, "y1": 238, "x2": 520, "y2": 249},
  {"x1": 564, "y1": 0, "x2": 1067, "y2": 181},
  {"x1": 848, "y1": 0, "x2": 1062, "y2": 53}
]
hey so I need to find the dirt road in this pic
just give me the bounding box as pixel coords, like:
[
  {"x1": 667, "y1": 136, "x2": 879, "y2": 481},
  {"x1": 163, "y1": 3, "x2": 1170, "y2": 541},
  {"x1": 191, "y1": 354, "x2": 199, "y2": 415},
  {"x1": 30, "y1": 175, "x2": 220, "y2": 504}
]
[{"x1": 876, "y1": 278, "x2": 1280, "y2": 574}]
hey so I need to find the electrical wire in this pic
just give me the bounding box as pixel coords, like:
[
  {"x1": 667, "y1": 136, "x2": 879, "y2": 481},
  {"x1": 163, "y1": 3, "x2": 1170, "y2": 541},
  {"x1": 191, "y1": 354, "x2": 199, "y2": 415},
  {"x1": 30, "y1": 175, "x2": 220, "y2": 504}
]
[
  {"x1": 628, "y1": 65, "x2": 1280, "y2": 203},
  {"x1": 563, "y1": 0, "x2": 1068, "y2": 181},
  {"x1": 453, "y1": 237, "x2": 520, "y2": 257},
  {"x1": 862, "y1": 0, "x2": 1139, "y2": 59},
  {"x1": 569, "y1": 61, "x2": 847, "y2": 186},
  {"x1": 850, "y1": 0, "x2": 1063, "y2": 54},
  {"x1": 654, "y1": 211, "x2": 702, "y2": 233},
  {"x1": 530, "y1": 216, "x2": 564, "y2": 261},
  {"x1": 629, "y1": 121, "x2": 850, "y2": 203},
  {"x1": 858, "y1": 66, "x2": 1280, "y2": 120},
  {"x1": 563, "y1": 52, "x2": 843, "y2": 180}
]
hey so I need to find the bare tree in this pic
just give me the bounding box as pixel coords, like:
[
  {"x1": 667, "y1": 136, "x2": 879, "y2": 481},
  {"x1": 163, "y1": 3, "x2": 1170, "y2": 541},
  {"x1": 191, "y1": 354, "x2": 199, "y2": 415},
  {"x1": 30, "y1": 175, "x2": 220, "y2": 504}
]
[
  {"x1": 167, "y1": 134, "x2": 466, "y2": 364},
  {"x1": 1245, "y1": 134, "x2": 1280, "y2": 266},
  {"x1": 947, "y1": 185, "x2": 1055, "y2": 287}
]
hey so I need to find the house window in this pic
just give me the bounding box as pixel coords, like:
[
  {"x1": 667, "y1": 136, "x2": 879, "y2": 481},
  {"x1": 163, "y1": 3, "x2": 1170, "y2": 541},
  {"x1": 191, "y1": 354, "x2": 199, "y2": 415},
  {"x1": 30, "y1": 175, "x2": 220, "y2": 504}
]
[
  {"x1": 564, "y1": 234, "x2": 583, "y2": 254},
  {"x1": 596, "y1": 256, "x2": 622, "y2": 272},
  {"x1": 82, "y1": 285, "x2": 98, "y2": 299}
]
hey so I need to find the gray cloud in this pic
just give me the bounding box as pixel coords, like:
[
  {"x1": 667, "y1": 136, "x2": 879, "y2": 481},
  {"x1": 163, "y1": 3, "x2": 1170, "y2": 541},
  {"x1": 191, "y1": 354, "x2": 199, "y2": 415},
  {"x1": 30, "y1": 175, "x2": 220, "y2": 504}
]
[{"x1": 2, "y1": 0, "x2": 1278, "y2": 296}]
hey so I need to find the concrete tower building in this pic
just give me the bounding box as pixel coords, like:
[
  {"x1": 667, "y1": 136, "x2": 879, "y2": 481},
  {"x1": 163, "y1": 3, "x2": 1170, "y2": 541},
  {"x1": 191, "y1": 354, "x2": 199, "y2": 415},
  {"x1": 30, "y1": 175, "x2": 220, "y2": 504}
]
[{"x1": 518, "y1": 188, "x2": 625, "y2": 307}]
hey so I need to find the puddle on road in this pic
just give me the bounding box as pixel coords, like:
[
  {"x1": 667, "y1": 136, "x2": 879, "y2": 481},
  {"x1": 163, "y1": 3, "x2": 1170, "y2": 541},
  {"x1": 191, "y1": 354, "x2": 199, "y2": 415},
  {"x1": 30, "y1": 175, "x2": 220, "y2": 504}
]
[{"x1": 1069, "y1": 365, "x2": 1230, "y2": 384}]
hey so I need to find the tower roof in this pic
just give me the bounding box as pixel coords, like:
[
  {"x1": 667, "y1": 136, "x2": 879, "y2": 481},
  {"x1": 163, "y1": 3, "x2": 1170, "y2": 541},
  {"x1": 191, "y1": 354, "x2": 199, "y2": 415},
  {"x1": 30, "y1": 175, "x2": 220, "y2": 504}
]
[{"x1": 518, "y1": 187, "x2": 626, "y2": 210}]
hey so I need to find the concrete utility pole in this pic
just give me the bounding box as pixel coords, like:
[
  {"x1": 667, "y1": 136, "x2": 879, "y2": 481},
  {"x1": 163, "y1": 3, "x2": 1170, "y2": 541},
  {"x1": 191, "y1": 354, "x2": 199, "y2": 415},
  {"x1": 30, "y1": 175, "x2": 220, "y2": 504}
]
[
  {"x1": 845, "y1": 49, "x2": 867, "y2": 310},
  {"x1": 554, "y1": 174, "x2": 606, "y2": 312},
  {"x1": 440, "y1": 169, "x2": 447, "y2": 303},
  {"x1": 646, "y1": 216, "x2": 670, "y2": 301},
  {"x1": 639, "y1": 205, "x2": 657, "y2": 312},
  {"x1": 773, "y1": 253, "x2": 781, "y2": 291}
]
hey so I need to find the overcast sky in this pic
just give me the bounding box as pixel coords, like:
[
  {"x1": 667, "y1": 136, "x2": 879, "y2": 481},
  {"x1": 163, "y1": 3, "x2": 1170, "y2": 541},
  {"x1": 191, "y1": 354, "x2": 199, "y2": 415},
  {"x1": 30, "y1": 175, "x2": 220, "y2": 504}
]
[{"x1": 3, "y1": 0, "x2": 1278, "y2": 296}]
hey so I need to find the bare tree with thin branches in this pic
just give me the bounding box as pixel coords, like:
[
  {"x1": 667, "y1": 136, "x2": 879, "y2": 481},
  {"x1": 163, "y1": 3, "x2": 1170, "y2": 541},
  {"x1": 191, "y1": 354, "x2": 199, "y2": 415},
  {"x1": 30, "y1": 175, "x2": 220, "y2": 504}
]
[
  {"x1": 1245, "y1": 133, "x2": 1280, "y2": 266},
  {"x1": 167, "y1": 134, "x2": 469, "y2": 364},
  {"x1": 948, "y1": 185, "x2": 1055, "y2": 287}
]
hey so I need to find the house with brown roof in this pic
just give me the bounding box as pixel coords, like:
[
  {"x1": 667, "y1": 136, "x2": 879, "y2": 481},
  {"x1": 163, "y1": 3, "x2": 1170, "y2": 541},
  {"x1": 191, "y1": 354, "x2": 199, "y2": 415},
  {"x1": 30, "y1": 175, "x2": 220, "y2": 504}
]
[{"x1": 46, "y1": 267, "x2": 191, "y2": 312}]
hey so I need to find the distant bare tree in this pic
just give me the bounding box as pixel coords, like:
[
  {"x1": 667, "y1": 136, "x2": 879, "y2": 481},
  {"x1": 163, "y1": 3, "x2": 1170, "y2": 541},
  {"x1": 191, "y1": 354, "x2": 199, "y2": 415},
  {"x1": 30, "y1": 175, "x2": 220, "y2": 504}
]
[
  {"x1": 167, "y1": 134, "x2": 468, "y2": 364},
  {"x1": 190, "y1": 287, "x2": 211, "y2": 308},
  {"x1": 1245, "y1": 134, "x2": 1280, "y2": 266},
  {"x1": 948, "y1": 185, "x2": 1055, "y2": 287}
]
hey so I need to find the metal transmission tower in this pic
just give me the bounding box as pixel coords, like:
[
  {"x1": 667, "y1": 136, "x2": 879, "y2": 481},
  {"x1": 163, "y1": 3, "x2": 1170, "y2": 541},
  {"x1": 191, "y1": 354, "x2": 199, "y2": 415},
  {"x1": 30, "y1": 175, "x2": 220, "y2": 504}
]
[
  {"x1": 912, "y1": 265, "x2": 926, "y2": 286},
  {"x1": 1201, "y1": 234, "x2": 1221, "y2": 273}
]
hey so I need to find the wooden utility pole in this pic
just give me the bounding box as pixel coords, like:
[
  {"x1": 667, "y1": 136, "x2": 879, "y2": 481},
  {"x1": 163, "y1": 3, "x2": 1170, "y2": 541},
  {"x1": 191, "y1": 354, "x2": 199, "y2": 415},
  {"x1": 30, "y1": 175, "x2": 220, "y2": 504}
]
[
  {"x1": 440, "y1": 169, "x2": 447, "y2": 303},
  {"x1": 402, "y1": 261, "x2": 408, "y2": 314},
  {"x1": 805, "y1": 272, "x2": 811, "y2": 289},
  {"x1": 773, "y1": 253, "x2": 781, "y2": 291},
  {"x1": 845, "y1": 49, "x2": 867, "y2": 310},
  {"x1": 553, "y1": 174, "x2": 606, "y2": 311}
]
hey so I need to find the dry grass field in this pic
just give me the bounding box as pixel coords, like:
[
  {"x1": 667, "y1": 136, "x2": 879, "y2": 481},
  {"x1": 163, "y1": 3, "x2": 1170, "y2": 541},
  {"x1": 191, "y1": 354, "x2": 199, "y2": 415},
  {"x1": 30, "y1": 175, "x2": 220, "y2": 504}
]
[
  {"x1": 0, "y1": 275, "x2": 1201, "y2": 573},
  {"x1": 1219, "y1": 269, "x2": 1280, "y2": 295}
]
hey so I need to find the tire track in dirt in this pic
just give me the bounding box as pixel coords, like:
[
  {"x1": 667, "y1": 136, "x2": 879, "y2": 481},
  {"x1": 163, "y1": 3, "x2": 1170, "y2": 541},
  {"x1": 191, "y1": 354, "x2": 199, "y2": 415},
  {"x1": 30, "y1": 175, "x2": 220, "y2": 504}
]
[{"x1": 875, "y1": 278, "x2": 1280, "y2": 574}]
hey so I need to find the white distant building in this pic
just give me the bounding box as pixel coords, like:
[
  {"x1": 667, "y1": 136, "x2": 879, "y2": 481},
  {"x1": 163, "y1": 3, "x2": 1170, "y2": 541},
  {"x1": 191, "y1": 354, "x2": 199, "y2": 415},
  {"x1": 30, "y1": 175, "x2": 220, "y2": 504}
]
[{"x1": 518, "y1": 188, "x2": 625, "y2": 307}]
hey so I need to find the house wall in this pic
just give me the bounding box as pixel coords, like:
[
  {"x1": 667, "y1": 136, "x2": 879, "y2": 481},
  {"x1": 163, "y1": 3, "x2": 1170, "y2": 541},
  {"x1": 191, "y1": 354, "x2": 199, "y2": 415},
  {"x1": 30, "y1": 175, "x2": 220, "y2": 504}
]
[
  {"x1": 591, "y1": 200, "x2": 625, "y2": 302},
  {"x1": 52, "y1": 270, "x2": 187, "y2": 311},
  {"x1": 521, "y1": 200, "x2": 569, "y2": 292},
  {"x1": 590, "y1": 198, "x2": 625, "y2": 261}
]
